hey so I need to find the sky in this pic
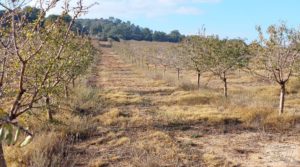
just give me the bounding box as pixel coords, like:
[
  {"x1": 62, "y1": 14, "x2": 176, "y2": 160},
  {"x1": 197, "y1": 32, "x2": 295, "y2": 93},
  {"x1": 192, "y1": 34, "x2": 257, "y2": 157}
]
[{"x1": 45, "y1": 0, "x2": 300, "y2": 42}]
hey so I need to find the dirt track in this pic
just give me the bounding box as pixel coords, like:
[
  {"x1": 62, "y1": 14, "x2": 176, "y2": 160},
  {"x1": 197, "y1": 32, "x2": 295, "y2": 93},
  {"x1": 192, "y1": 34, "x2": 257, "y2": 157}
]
[{"x1": 72, "y1": 48, "x2": 300, "y2": 167}]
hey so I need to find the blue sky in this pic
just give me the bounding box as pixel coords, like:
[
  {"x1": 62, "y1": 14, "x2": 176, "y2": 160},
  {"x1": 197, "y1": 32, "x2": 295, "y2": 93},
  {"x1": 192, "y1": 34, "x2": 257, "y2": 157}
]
[{"x1": 48, "y1": 0, "x2": 300, "y2": 42}]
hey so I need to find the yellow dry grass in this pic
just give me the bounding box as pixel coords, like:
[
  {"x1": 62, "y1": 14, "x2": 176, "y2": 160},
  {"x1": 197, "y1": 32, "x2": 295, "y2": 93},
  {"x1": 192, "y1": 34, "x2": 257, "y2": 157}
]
[
  {"x1": 100, "y1": 90, "x2": 143, "y2": 106},
  {"x1": 5, "y1": 132, "x2": 68, "y2": 167},
  {"x1": 158, "y1": 105, "x2": 230, "y2": 124},
  {"x1": 134, "y1": 131, "x2": 180, "y2": 160},
  {"x1": 108, "y1": 137, "x2": 130, "y2": 147},
  {"x1": 96, "y1": 107, "x2": 153, "y2": 128},
  {"x1": 202, "y1": 153, "x2": 232, "y2": 167}
]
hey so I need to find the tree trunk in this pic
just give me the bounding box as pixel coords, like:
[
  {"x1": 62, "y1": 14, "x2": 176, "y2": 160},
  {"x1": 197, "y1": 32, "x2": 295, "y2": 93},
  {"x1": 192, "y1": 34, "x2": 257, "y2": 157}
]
[
  {"x1": 221, "y1": 72, "x2": 228, "y2": 98},
  {"x1": 45, "y1": 96, "x2": 53, "y2": 121},
  {"x1": 0, "y1": 57, "x2": 6, "y2": 88},
  {"x1": 64, "y1": 85, "x2": 69, "y2": 98},
  {"x1": 279, "y1": 83, "x2": 286, "y2": 115},
  {"x1": 76, "y1": 28, "x2": 80, "y2": 36},
  {"x1": 0, "y1": 144, "x2": 7, "y2": 167},
  {"x1": 222, "y1": 77, "x2": 228, "y2": 98},
  {"x1": 197, "y1": 72, "x2": 201, "y2": 90},
  {"x1": 163, "y1": 66, "x2": 167, "y2": 78},
  {"x1": 177, "y1": 68, "x2": 180, "y2": 81},
  {"x1": 72, "y1": 78, "x2": 76, "y2": 88}
]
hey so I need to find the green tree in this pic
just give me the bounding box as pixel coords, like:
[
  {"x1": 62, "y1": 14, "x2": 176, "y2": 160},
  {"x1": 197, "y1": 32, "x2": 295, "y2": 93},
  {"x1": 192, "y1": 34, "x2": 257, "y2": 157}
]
[
  {"x1": 23, "y1": 6, "x2": 41, "y2": 22},
  {"x1": 132, "y1": 26, "x2": 143, "y2": 41},
  {"x1": 168, "y1": 30, "x2": 182, "y2": 42},
  {"x1": 47, "y1": 14, "x2": 72, "y2": 24},
  {"x1": 74, "y1": 18, "x2": 183, "y2": 42},
  {"x1": 153, "y1": 31, "x2": 168, "y2": 42},
  {"x1": 142, "y1": 28, "x2": 153, "y2": 41}
]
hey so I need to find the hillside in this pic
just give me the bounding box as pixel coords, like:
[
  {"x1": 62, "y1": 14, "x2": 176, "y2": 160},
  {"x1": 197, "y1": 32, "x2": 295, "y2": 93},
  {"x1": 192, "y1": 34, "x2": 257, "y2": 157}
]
[{"x1": 75, "y1": 17, "x2": 184, "y2": 42}]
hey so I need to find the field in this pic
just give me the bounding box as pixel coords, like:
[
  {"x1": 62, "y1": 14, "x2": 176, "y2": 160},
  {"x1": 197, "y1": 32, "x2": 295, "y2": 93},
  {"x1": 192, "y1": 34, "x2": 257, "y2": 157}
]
[
  {"x1": 3, "y1": 39, "x2": 300, "y2": 167},
  {"x1": 2, "y1": 1, "x2": 300, "y2": 167},
  {"x1": 59, "y1": 41, "x2": 300, "y2": 167}
]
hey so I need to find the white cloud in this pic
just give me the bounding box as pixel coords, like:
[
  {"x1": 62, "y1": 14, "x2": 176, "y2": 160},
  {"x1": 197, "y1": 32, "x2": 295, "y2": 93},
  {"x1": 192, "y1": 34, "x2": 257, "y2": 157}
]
[
  {"x1": 176, "y1": 6, "x2": 202, "y2": 15},
  {"x1": 38, "y1": 0, "x2": 221, "y2": 19}
]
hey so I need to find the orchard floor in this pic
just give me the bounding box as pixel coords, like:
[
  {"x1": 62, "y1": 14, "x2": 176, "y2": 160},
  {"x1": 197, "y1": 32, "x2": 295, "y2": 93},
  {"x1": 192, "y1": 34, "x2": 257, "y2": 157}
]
[{"x1": 72, "y1": 47, "x2": 300, "y2": 167}]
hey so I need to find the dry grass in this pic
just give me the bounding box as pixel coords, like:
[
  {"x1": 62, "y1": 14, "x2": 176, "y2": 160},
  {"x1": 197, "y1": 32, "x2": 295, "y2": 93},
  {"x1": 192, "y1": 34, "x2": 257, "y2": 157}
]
[
  {"x1": 68, "y1": 85, "x2": 103, "y2": 115},
  {"x1": 150, "y1": 82, "x2": 300, "y2": 131},
  {"x1": 96, "y1": 107, "x2": 152, "y2": 128},
  {"x1": 100, "y1": 43, "x2": 300, "y2": 166},
  {"x1": 144, "y1": 70, "x2": 165, "y2": 81},
  {"x1": 5, "y1": 117, "x2": 96, "y2": 167},
  {"x1": 170, "y1": 90, "x2": 217, "y2": 105},
  {"x1": 100, "y1": 90, "x2": 143, "y2": 106},
  {"x1": 234, "y1": 106, "x2": 300, "y2": 130},
  {"x1": 158, "y1": 105, "x2": 223, "y2": 125},
  {"x1": 4, "y1": 81, "x2": 100, "y2": 167},
  {"x1": 287, "y1": 78, "x2": 300, "y2": 94},
  {"x1": 154, "y1": 90, "x2": 239, "y2": 126},
  {"x1": 178, "y1": 94, "x2": 211, "y2": 105},
  {"x1": 108, "y1": 137, "x2": 130, "y2": 147},
  {"x1": 5, "y1": 132, "x2": 75, "y2": 167},
  {"x1": 133, "y1": 63, "x2": 198, "y2": 91},
  {"x1": 88, "y1": 159, "x2": 109, "y2": 167},
  {"x1": 131, "y1": 131, "x2": 182, "y2": 166},
  {"x1": 202, "y1": 153, "x2": 234, "y2": 167},
  {"x1": 178, "y1": 80, "x2": 198, "y2": 91}
]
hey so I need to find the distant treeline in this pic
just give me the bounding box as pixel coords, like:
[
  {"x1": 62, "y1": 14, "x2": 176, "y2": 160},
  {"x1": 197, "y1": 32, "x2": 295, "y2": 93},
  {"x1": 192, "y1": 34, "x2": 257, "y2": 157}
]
[
  {"x1": 0, "y1": 7, "x2": 184, "y2": 42},
  {"x1": 74, "y1": 17, "x2": 185, "y2": 42}
]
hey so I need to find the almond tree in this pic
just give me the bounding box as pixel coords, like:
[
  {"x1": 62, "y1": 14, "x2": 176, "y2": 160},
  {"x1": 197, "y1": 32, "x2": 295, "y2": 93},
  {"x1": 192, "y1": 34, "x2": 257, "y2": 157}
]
[
  {"x1": 181, "y1": 35, "x2": 210, "y2": 90},
  {"x1": 144, "y1": 47, "x2": 153, "y2": 70},
  {"x1": 167, "y1": 45, "x2": 185, "y2": 81},
  {"x1": 0, "y1": 0, "x2": 93, "y2": 166},
  {"x1": 250, "y1": 23, "x2": 300, "y2": 114},
  {"x1": 113, "y1": 41, "x2": 135, "y2": 64},
  {"x1": 157, "y1": 46, "x2": 172, "y2": 77},
  {"x1": 40, "y1": 32, "x2": 94, "y2": 120},
  {"x1": 147, "y1": 46, "x2": 160, "y2": 70},
  {"x1": 207, "y1": 36, "x2": 249, "y2": 97}
]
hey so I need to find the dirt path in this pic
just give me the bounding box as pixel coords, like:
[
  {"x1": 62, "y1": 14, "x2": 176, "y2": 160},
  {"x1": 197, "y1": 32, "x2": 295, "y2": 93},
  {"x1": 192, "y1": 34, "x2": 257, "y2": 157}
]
[{"x1": 72, "y1": 48, "x2": 300, "y2": 167}]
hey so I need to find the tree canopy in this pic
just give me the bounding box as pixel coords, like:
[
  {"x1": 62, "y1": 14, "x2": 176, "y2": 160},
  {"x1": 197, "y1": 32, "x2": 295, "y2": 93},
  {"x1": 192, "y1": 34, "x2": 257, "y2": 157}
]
[{"x1": 75, "y1": 17, "x2": 185, "y2": 42}]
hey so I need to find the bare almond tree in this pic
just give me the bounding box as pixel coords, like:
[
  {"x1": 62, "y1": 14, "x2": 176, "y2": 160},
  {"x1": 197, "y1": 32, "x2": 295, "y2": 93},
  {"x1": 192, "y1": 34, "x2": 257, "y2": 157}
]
[
  {"x1": 250, "y1": 23, "x2": 300, "y2": 114},
  {"x1": 166, "y1": 44, "x2": 186, "y2": 81}
]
